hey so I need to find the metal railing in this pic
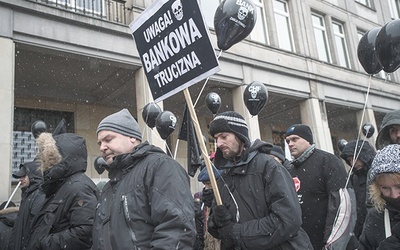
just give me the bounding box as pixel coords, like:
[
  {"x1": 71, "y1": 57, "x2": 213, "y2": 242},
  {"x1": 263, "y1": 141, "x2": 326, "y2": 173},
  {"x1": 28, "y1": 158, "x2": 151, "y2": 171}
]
[{"x1": 29, "y1": 0, "x2": 127, "y2": 24}]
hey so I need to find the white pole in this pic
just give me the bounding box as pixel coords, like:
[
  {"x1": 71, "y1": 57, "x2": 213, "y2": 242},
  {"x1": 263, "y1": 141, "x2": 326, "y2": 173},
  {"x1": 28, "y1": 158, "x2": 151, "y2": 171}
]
[{"x1": 4, "y1": 181, "x2": 21, "y2": 209}]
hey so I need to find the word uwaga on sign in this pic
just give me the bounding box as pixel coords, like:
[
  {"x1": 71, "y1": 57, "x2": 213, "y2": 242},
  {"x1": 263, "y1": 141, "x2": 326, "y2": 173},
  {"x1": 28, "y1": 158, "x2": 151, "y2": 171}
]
[{"x1": 130, "y1": 0, "x2": 220, "y2": 102}]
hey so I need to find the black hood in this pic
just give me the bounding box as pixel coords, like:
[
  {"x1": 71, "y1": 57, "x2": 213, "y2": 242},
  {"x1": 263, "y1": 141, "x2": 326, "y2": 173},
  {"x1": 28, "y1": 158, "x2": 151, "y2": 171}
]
[
  {"x1": 37, "y1": 132, "x2": 87, "y2": 181},
  {"x1": 376, "y1": 109, "x2": 400, "y2": 150},
  {"x1": 340, "y1": 140, "x2": 376, "y2": 169}
]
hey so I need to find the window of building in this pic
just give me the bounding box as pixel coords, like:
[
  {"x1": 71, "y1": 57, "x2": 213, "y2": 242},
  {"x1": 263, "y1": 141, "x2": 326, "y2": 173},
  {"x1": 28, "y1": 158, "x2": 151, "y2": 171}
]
[
  {"x1": 356, "y1": 0, "x2": 373, "y2": 8},
  {"x1": 312, "y1": 13, "x2": 331, "y2": 63},
  {"x1": 48, "y1": 0, "x2": 105, "y2": 16},
  {"x1": 248, "y1": 0, "x2": 269, "y2": 44},
  {"x1": 332, "y1": 21, "x2": 350, "y2": 68},
  {"x1": 273, "y1": 0, "x2": 295, "y2": 51},
  {"x1": 388, "y1": 0, "x2": 400, "y2": 19}
]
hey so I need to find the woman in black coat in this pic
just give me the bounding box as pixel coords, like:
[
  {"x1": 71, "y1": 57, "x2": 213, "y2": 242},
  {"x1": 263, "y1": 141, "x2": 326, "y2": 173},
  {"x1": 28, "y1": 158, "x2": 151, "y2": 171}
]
[{"x1": 359, "y1": 144, "x2": 400, "y2": 250}]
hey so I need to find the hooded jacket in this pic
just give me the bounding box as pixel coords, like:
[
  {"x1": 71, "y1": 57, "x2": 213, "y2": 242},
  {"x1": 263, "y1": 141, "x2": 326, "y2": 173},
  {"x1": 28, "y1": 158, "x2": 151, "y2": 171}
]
[
  {"x1": 92, "y1": 141, "x2": 196, "y2": 250},
  {"x1": 376, "y1": 109, "x2": 400, "y2": 150},
  {"x1": 27, "y1": 133, "x2": 98, "y2": 250},
  {"x1": 0, "y1": 207, "x2": 19, "y2": 250},
  {"x1": 340, "y1": 140, "x2": 376, "y2": 239},
  {"x1": 209, "y1": 139, "x2": 312, "y2": 249},
  {"x1": 9, "y1": 160, "x2": 45, "y2": 250}
]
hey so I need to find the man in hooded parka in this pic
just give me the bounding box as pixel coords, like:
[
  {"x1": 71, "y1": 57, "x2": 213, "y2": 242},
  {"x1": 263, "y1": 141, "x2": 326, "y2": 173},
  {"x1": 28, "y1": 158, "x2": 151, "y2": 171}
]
[
  {"x1": 9, "y1": 160, "x2": 45, "y2": 250},
  {"x1": 27, "y1": 132, "x2": 98, "y2": 250},
  {"x1": 376, "y1": 109, "x2": 400, "y2": 150},
  {"x1": 340, "y1": 140, "x2": 376, "y2": 244}
]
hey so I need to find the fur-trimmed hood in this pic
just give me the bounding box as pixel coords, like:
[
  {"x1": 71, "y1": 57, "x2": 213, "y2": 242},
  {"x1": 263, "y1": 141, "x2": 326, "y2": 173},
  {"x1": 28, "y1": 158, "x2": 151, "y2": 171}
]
[
  {"x1": 0, "y1": 207, "x2": 19, "y2": 216},
  {"x1": 36, "y1": 132, "x2": 87, "y2": 181}
]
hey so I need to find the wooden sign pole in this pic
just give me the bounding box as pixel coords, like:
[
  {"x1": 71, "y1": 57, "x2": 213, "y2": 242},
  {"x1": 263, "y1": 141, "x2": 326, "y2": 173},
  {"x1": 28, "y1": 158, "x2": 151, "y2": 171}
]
[{"x1": 183, "y1": 88, "x2": 222, "y2": 205}]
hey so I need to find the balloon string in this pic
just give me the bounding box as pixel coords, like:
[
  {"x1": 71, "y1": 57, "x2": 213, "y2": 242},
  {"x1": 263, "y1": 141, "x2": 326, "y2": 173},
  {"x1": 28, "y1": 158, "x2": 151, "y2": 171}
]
[
  {"x1": 193, "y1": 50, "x2": 223, "y2": 108},
  {"x1": 345, "y1": 76, "x2": 372, "y2": 189},
  {"x1": 173, "y1": 139, "x2": 180, "y2": 160}
]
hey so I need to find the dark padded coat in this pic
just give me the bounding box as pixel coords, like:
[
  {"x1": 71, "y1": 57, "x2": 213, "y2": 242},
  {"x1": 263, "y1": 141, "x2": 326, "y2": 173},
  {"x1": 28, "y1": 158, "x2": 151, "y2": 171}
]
[
  {"x1": 9, "y1": 160, "x2": 45, "y2": 250},
  {"x1": 209, "y1": 139, "x2": 312, "y2": 249},
  {"x1": 92, "y1": 141, "x2": 196, "y2": 250},
  {"x1": 27, "y1": 133, "x2": 98, "y2": 250},
  {"x1": 359, "y1": 205, "x2": 400, "y2": 250},
  {"x1": 340, "y1": 140, "x2": 376, "y2": 239},
  {"x1": 290, "y1": 145, "x2": 350, "y2": 250}
]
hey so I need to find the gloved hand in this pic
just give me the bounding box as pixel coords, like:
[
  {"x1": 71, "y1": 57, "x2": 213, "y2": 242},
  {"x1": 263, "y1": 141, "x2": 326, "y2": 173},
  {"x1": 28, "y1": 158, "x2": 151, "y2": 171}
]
[
  {"x1": 213, "y1": 206, "x2": 239, "y2": 248},
  {"x1": 391, "y1": 222, "x2": 400, "y2": 239},
  {"x1": 213, "y1": 205, "x2": 233, "y2": 228},
  {"x1": 202, "y1": 188, "x2": 214, "y2": 208},
  {"x1": 377, "y1": 235, "x2": 400, "y2": 250}
]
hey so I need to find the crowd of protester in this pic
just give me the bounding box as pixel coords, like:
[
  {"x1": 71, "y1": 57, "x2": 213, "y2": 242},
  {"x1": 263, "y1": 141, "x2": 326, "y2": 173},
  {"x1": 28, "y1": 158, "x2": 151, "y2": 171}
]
[{"x1": 0, "y1": 108, "x2": 399, "y2": 250}]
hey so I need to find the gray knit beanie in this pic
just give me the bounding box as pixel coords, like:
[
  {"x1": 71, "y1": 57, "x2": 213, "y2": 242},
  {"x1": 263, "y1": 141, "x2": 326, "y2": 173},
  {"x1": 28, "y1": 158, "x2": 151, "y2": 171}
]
[
  {"x1": 369, "y1": 144, "x2": 400, "y2": 184},
  {"x1": 96, "y1": 109, "x2": 142, "y2": 140}
]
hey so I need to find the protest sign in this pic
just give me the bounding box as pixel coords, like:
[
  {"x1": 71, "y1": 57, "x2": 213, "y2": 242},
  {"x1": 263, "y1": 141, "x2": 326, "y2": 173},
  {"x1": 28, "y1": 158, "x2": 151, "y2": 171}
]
[{"x1": 130, "y1": 0, "x2": 220, "y2": 102}]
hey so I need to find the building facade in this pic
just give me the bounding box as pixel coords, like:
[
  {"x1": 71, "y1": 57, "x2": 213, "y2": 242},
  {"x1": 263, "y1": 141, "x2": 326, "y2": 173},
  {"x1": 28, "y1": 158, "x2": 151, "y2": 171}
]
[{"x1": 1, "y1": 0, "x2": 399, "y2": 201}]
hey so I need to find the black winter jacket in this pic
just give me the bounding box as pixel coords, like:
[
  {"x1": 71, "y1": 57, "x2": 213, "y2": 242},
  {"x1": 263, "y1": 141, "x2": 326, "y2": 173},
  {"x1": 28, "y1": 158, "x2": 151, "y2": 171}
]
[
  {"x1": 290, "y1": 146, "x2": 349, "y2": 250},
  {"x1": 9, "y1": 160, "x2": 45, "y2": 250},
  {"x1": 27, "y1": 133, "x2": 98, "y2": 250},
  {"x1": 209, "y1": 139, "x2": 312, "y2": 249},
  {"x1": 92, "y1": 141, "x2": 196, "y2": 250}
]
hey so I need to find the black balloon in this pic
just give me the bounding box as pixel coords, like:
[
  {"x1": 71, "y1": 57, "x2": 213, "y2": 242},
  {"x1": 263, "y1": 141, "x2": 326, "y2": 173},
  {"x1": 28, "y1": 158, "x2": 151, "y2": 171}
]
[
  {"x1": 142, "y1": 102, "x2": 162, "y2": 129},
  {"x1": 375, "y1": 19, "x2": 400, "y2": 73},
  {"x1": 362, "y1": 122, "x2": 375, "y2": 138},
  {"x1": 31, "y1": 120, "x2": 47, "y2": 139},
  {"x1": 337, "y1": 139, "x2": 348, "y2": 152},
  {"x1": 94, "y1": 156, "x2": 107, "y2": 175},
  {"x1": 156, "y1": 111, "x2": 177, "y2": 140},
  {"x1": 357, "y1": 27, "x2": 382, "y2": 75},
  {"x1": 214, "y1": 0, "x2": 257, "y2": 50},
  {"x1": 243, "y1": 81, "x2": 268, "y2": 116},
  {"x1": 205, "y1": 92, "x2": 221, "y2": 114}
]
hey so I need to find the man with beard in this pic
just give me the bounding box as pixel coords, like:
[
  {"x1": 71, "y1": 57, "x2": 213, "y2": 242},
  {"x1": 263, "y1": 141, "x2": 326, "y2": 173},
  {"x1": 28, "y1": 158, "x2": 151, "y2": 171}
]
[
  {"x1": 207, "y1": 111, "x2": 312, "y2": 249},
  {"x1": 340, "y1": 140, "x2": 376, "y2": 247}
]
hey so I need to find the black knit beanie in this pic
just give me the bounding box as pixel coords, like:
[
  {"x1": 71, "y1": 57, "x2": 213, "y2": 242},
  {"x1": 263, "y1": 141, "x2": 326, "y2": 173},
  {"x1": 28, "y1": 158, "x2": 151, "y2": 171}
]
[
  {"x1": 209, "y1": 111, "x2": 250, "y2": 147},
  {"x1": 285, "y1": 124, "x2": 314, "y2": 144},
  {"x1": 96, "y1": 109, "x2": 142, "y2": 140}
]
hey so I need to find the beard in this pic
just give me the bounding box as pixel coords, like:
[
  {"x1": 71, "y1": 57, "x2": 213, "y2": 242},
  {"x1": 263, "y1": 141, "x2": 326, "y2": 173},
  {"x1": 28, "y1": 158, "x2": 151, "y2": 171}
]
[{"x1": 222, "y1": 148, "x2": 240, "y2": 160}]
